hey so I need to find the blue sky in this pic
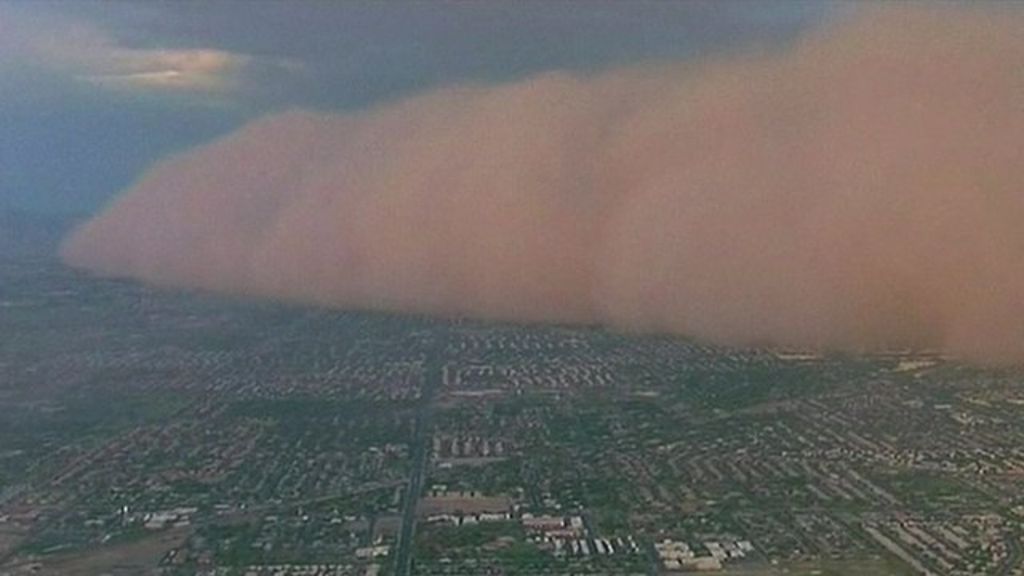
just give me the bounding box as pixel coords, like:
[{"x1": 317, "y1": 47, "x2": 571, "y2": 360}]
[{"x1": 0, "y1": 1, "x2": 834, "y2": 215}]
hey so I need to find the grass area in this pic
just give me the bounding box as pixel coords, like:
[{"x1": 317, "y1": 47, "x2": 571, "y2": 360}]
[
  {"x1": 415, "y1": 521, "x2": 522, "y2": 560},
  {"x1": 414, "y1": 521, "x2": 649, "y2": 575},
  {"x1": 724, "y1": 556, "x2": 914, "y2": 575},
  {"x1": 880, "y1": 470, "x2": 991, "y2": 511},
  {"x1": 60, "y1": 388, "x2": 190, "y2": 432}
]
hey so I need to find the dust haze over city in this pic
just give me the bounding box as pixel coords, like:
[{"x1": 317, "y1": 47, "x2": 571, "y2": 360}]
[{"x1": 4, "y1": 2, "x2": 1024, "y2": 576}]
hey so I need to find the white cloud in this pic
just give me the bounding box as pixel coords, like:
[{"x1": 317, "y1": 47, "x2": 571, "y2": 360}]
[
  {"x1": 0, "y1": 4, "x2": 257, "y2": 95},
  {"x1": 75, "y1": 48, "x2": 249, "y2": 92}
]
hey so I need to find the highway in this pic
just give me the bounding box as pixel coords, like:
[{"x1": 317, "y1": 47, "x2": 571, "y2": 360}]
[{"x1": 393, "y1": 344, "x2": 442, "y2": 576}]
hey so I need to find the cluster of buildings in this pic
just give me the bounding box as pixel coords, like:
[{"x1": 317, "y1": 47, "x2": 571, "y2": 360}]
[
  {"x1": 5, "y1": 259, "x2": 1024, "y2": 575},
  {"x1": 654, "y1": 538, "x2": 753, "y2": 572}
]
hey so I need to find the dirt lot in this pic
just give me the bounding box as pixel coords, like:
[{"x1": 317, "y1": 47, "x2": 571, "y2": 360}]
[
  {"x1": 417, "y1": 492, "x2": 511, "y2": 517},
  {"x1": 1, "y1": 526, "x2": 190, "y2": 576}
]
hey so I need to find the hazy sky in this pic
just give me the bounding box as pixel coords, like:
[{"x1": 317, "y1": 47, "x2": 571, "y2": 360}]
[{"x1": 0, "y1": 1, "x2": 833, "y2": 214}]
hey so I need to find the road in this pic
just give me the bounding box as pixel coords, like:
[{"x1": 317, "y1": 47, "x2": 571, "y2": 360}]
[
  {"x1": 393, "y1": 343, "x2": 443, "y2": 576},
  {"x1": 998, "y1": 529, "x2": 1022, "y2": 576}
]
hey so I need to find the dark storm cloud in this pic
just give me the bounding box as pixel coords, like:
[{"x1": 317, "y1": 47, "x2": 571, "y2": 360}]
[
  {"x1": 36, "y1": 1, "x2": 834, "y2": 109},
  {"x1": 2, "y1": 1, "x2": 832, "y2": 214}
]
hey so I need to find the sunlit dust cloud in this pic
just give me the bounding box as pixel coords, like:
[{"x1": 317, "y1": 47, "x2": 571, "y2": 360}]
[{"x1": 62, "y1": 6, "x2": 1024, "y2": 364}]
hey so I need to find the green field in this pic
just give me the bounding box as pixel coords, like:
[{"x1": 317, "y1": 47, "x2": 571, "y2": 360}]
[{"x1": 723, "y1": 556, "x2": 914, "y2": 576}]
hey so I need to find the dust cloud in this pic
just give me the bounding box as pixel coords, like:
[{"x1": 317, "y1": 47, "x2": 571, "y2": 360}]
[{"x1": 62, "y1": 6, "x2": 1024, "y2": 364}]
